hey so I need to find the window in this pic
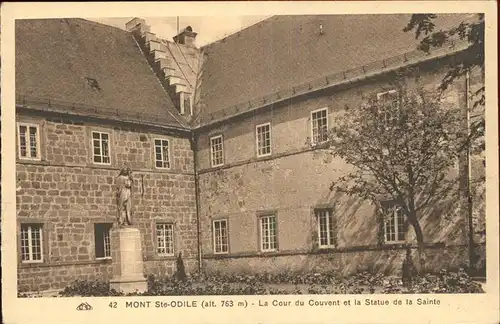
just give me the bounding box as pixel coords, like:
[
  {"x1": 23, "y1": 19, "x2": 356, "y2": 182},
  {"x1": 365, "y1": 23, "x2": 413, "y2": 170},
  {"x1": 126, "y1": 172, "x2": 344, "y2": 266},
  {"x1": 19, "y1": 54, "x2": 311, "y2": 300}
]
[
  {"x1": 316, "y1": 209, "x2": 335, "y2": 248},
  {"x1": 154, "y1": 139, "x2": 171, "y2": 169},
  {"x1": 210, "y1": 135, "x2": 224, "y2": 167},
  {"x1": 17, "y1": 123, "x2": 40, "y2": 160},
  {"x1": 377, "y1": 90, "x2": 400, "y2": 126},
  {"x1": 213, "y1": 219, "x2": 228, "y2": 254},
  {"x1": 156, "y1": 223, "x2": 174, "y2": 256},
  {"x1": 384, "y1": 204, "x2": 406, "y2": 243},
  {"x1": 256, "y1": 122, "x2": 272, "y2": 157},
  {"x1": 311, "y1": 108, "x2": 328, "y2": 145},
  {"x1": 92, "y1": 131, "x2": 110, "y2": 164},
  {"x1": 85, "y1": 77, "x2": 101, "y2": 91},
  {"x1": 20, "y1": 224, "x2": 43, "y2": 263},
  {"x1": 260, "y1": 215, "x2": 277, "y2": 252},
  {"x1": 94, "y1": 223, "x2": 112, "y2": 259}
]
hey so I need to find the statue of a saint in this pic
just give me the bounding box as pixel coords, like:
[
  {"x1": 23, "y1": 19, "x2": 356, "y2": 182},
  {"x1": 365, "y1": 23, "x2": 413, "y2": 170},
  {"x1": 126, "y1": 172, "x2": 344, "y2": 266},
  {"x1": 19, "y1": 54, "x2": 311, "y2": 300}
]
[{"x1": 116, "y1": 167, "x2": 133, "y2": 226}]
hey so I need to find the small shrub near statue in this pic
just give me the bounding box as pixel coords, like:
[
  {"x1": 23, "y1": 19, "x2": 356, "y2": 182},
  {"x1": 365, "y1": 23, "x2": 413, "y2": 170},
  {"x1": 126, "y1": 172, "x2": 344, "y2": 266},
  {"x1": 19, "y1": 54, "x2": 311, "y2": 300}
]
[{"x1": 47, "y1": 268, "x2": 482, "y2": 297}]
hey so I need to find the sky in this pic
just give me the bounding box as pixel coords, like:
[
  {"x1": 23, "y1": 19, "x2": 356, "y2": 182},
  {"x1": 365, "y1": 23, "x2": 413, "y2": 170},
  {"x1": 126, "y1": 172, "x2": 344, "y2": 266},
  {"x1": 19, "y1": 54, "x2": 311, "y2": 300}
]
[{"x1": 91, "y1": 16, "x2": 271, "y2": 47}]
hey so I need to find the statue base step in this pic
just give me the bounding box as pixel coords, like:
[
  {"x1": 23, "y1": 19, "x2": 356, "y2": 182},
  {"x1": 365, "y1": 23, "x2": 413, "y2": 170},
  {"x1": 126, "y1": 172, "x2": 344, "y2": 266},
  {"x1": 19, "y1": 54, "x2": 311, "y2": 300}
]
[
  {"x1": 109, "y1": 227, "x2": 147, "y2": 294},
  {"x1": 110, "y1": 277, "x2": 148, "y2": 295}
]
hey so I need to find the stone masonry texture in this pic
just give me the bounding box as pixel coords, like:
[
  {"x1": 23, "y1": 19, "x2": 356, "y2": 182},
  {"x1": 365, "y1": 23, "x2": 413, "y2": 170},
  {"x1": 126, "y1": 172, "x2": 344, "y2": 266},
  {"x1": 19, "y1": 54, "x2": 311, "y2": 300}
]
[
  {"x1": 16, "y1": 114, "x2": 198, "y2": 292},
  {"x1": 16, "y1": 61, "x2": 485, "y2": 292},
  {"x1": 195, "y1": 61, "x2": 485, "y2": 276}
]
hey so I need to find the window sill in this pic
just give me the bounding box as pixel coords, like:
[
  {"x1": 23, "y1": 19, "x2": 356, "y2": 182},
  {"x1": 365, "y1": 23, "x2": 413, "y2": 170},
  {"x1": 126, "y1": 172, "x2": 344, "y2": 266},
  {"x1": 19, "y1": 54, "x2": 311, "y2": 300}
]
[
  {"x1": 213, "y1": 252, "x2": 229, "y2": 256},
  {"x1": 92, "y1": 162, "x2": 112, "y2": 167},
  {"x1": 20, "y1": 260, "x2": 44, "y2": 265},
  {"x1": 384, "y1": 241, "x2": 407, "y2": 245},
  {"x1": 95, "y1": 257, "x2": 112, "y2": 261},
  {"x1": 18, "y1": 157, "x2": 42, "y2": 162},
  {"x1": 152, "y1": 254, "x2": 176, "y2": 261},
  {"x1": 154, "y1": 166, "x2": 172, "y2": 171},
  {"x1": 259, "y1": 250, "x2": 279, "y2": 254}
]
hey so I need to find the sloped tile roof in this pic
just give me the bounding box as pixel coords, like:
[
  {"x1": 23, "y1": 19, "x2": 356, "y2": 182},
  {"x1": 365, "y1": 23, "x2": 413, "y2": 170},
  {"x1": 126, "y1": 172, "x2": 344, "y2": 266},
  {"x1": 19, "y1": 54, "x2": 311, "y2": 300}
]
[
  {"x1": 16, "y1": 18, "x2": 187, "y2": 129},
  {"x1": 195, "y1": 14, "x2": 472, "y2": 125}
]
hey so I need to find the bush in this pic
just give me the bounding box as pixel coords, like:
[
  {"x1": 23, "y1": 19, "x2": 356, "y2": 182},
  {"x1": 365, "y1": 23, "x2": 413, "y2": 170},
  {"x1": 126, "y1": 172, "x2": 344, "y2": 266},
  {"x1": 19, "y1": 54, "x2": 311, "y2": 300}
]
[
  {"x1": 411, "y1": 268, "x2": 483, "y2": 293},
  {"x1": 381, "y1": 268, "x2": 484, "y2": 294},
  {"x1": 59, "y1": 279, "x2": 123, "y2": 297},
  {"x1": 56, "y1": 268, "x2": 483, "y2": 297}
]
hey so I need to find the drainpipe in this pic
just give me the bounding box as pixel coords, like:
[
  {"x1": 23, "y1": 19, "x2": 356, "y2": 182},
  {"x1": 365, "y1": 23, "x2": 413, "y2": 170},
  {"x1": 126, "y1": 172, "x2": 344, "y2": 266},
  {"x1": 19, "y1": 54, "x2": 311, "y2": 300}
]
[
  {"x1": 191, "y1": 131, "x2": 203, "y2": 272},
  {"x1": 465, "y1": 69, "x2": 475, "y2": 272}
]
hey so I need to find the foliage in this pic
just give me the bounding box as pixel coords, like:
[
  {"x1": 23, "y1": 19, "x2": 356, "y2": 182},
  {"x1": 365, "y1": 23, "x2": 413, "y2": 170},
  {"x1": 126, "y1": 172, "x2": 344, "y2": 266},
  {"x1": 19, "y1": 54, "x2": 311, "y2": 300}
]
[
  {"x1": 403, "y1": 13, "x2": 485, "y2": 150},
  {"x1": 327, "y1": 89, "x2": 467, "y2": 266},
  {"x1": 59, "y1": 279, "x2": 123, "y2": 297},
  {"x1": 382, "y1": 268, "x2": 484, "y2": 294},
  {"x1": 138, "y1": 274, "x2": 267, "y2": 296},
  {"x1": 329, "y1": 90, "x2": 465, "y2": 203},
  {"x1": 54, "y1": 269, "x2": 483, "y2": 297}
]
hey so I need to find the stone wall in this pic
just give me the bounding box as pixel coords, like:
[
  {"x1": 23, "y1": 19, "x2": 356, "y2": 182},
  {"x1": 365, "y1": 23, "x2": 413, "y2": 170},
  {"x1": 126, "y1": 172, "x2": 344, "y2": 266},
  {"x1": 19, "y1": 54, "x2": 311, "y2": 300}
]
[
  {"x1": 195, "y1": 59, "x2": 482, "y2": 276},
  {"x1": 16, "y1": 112, "x2": 198, "y2": 292},
  {"x1": 202, "y1": 245, "x2": 469, "y2": 277},
  {"x1": 18, "y1": 258, "x2": 200, "y2": 293}
]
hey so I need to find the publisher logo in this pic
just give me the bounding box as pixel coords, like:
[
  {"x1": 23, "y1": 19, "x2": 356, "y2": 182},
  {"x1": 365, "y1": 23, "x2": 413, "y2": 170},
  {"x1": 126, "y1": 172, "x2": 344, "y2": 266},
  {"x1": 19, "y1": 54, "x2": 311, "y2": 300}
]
[{"x1": 76, "y1": 302, "x2": 93, "y2": 311}]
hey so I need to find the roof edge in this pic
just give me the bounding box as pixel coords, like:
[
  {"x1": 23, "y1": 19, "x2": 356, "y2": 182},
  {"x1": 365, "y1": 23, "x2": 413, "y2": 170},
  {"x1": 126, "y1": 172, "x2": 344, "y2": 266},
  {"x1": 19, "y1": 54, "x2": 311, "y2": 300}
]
[
  {"x1": 193, "y1": 42, "x2": 471, "y2": 130},
  {"x1": 200, "y1": 15, "x2": 275, "y2": 50}
]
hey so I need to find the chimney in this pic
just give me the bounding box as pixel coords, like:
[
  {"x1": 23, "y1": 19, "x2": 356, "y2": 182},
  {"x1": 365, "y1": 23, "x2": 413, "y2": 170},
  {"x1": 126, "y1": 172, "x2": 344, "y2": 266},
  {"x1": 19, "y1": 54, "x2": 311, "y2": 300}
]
[
  {"x1": 173, "y1": 26, "x2": 197, "y2": 47},
  {"x1": 125, "y1": 17, "x2": 151, "y2": 35}
]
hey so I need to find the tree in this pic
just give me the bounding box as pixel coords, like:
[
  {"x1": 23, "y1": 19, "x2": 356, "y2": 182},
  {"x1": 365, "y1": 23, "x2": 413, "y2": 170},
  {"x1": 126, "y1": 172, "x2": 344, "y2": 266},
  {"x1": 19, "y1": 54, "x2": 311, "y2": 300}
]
[
  {"x1": 404, "y1": 13, "x2": 486, "y2": 272},
  {"x1": 326, "y1": 88, "x2": 467, "y2": 271},
  {"x1": 403, "y1": 14, "x2": 485, "y2": 150}
]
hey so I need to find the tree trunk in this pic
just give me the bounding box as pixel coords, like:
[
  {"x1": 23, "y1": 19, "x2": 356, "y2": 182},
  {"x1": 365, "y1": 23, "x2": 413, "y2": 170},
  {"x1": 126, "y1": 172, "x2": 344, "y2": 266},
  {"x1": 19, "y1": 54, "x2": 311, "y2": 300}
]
[{"x1": 408, "y1": 215, "x2": 426, "y2": 274}]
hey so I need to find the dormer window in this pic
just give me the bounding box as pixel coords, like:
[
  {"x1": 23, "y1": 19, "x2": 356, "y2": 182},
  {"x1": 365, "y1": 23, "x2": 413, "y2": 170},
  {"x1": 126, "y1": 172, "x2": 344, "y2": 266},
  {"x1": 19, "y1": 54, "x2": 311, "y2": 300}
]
[{"x1": 85, "y1": 77, "x2": 101, "y2": 91}]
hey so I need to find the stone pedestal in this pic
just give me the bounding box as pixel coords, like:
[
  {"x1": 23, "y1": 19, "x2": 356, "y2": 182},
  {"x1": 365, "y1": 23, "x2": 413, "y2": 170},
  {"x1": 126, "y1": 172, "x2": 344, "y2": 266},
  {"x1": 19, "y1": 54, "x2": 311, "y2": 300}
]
[{"x1": 109, "y1": 227, "x2": 147, "y2": 294}]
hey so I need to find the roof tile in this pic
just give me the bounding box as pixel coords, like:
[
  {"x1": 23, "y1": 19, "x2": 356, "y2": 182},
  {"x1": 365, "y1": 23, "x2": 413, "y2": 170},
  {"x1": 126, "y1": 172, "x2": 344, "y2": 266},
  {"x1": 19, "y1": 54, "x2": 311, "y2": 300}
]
[{"x1": 16, "y1": 18, "x2": 187, "y2": 129}]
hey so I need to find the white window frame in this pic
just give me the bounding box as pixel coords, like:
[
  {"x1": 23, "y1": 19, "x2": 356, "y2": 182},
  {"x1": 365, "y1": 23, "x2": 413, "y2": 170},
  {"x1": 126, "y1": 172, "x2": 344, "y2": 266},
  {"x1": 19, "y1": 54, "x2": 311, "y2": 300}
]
[
  {"x1": 310, "y1": 107, "x2": 329, "y2": 145},
  {"x1": 256, "y1": 122, "x2": 272, "y2": 157},
  {"x1": 95, "y1": 223, "x2": 112, "y2": 260},
  {"x1": 91, "y1": 131, "x2": 111, "y2": 165},
  {"x1": 376, "y1": 89, "x2": 399, "y2": 126},
  {"x1": 156, "y1": 223, "x2": 175, "y2": 256},
  {"x1": 154, "y1": 138, "x2": 171, "y2": 169},
  {"x1": 210, "y1": 135, "x2": 224, "y2": 167},
  {"x1": 20, "y1": 224, "x2": 44, "y2": 263},
  {"x1": 384, "y1": 205, "x2": 406, "y2": 244},
  {"x1": 212, "y1": 219, "x2": 229, "y2": 254},
  {"x1": 259, "y1": 215, "x2": 277, "y2": 252},
  {"x1": 376, "y1": 89, "x2": 398, "y2": 101},
  {"x1": 17, "y1": 122, "x2": 41, "y2": 161},
  {"x1": 316, "y1": 209, "x2": 335, "y2": 248}
]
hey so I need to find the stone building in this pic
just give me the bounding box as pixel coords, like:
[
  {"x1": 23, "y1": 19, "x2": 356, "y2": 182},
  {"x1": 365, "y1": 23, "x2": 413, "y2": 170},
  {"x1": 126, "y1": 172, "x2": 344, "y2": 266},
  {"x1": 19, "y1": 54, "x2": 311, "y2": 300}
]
[
  {"x1": 15, "y1": 19, "x2": 198, "y2": 292},
  {"x1": 188, "y1": 14, "x2": 485, "y2": 276},
  {"x1": 15, "y1": 14, "x2": 485, "y2": 293}
]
